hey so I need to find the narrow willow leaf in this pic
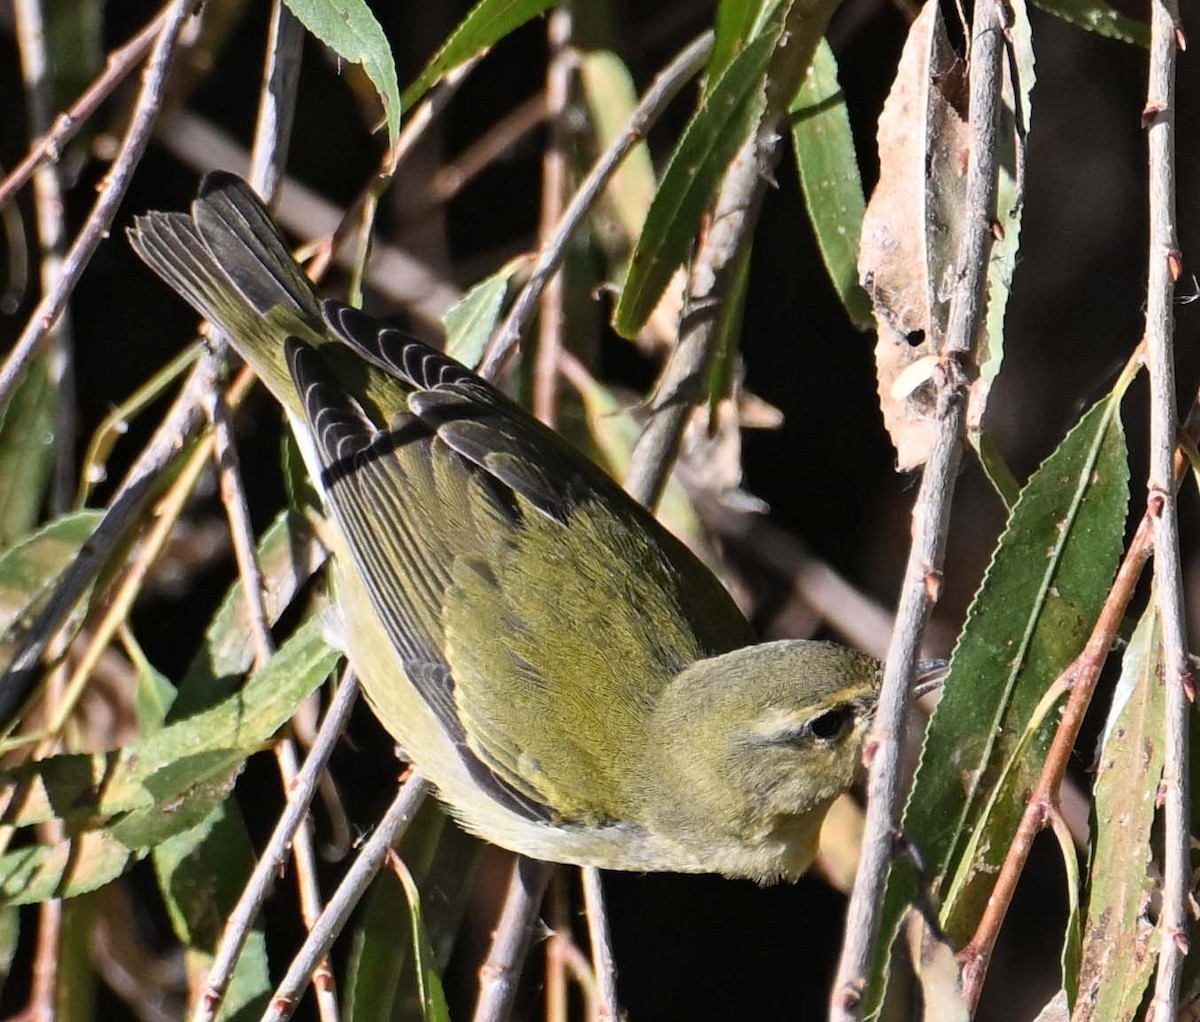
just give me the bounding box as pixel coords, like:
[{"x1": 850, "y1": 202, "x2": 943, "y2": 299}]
[
  {"x1": 0, "y1": 350, "x2": 55, "y2": 547},
  {"x1": 402, "y1": 0, "x2": 558, "y2": 110},
  {"x1": 708, "y1": 0, "x2": 780, "y2": 89},
  {"x1": 0, "y1": 616, "x2": 338, "y2": 833},
  {"x1": 1055, "y1": 810, "x2": 1083, "y2": 1007},
  {"x1": 391, "y1": 853, "x2": 452, "y2": 1021},
  {"x1": 443, "y1": 267, "x2": 515, "y2": 369},
  {"x1": 935, "y1": 389, "x2": 1130, "y2": 940},
  {"x1": 578, "y1": 50, "x2": 656, "y2": 249},
  {"x1": 121, "y1": 625, "x2": 175, "y2": 734},
  {"x1": 612, "y1": 8, "x2": 783, "y2": 336},
  {"x1": 1031, "y1": 0, "x2": 1148, "y2": 45},
  {"x1": 865, "y1": 375, "x2": 1132, "y2": 1011},
  {"x1": 283, "y1": 0, "x2": 401, "y2": 147},
  {"x1": 344, "y1": 800, "x2": 453, "y2": 1022},
  {"x1": 1072, "y1": 605, "x2": 1163, "y2": 1020},
  {"x1": 789, "y1": 40, "x2": 871, "y2": 329},
  {"x1": 0, "y1": 511, "x2": 101, "y2": 677}
]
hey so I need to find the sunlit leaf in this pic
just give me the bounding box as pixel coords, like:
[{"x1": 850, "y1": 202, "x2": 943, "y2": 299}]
[
  {"x1": 789, "y1": 40, "x2": 870, "y2": 329},
  {"x1": 284, "y1": 0, "x2": 401, "y2": 147},
  {"x1": 402, "y1": 0, "x2": 558, "y2": 110},
  {"x1": 1031, "y1": 0, "x2": 1148, "y2": 45},
  {"x1": 612, "y1": 7, "x2": 783, "y2": 336}
]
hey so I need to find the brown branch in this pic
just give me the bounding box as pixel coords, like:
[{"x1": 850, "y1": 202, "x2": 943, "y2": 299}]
[{"x1": 0, "y1": 3, "x2": 176, "y2": 210}]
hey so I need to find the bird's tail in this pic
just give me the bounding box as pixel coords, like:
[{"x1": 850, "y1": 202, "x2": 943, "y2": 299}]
[{"x1": 128, "y1": 171, "x2": 323, "y2": 412}]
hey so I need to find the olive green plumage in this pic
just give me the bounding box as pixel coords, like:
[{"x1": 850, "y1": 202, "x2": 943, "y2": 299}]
[{"x1": 128, "y1": 172, "x2": 880, "y2": 881}]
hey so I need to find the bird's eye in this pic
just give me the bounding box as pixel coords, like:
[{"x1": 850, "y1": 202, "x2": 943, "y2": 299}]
[{"x1": 808, "y1": 704, "x2": 855, "y2": 743}]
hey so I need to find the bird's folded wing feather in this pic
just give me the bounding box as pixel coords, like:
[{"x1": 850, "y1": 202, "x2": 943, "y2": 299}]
[{"x1": 287, "y1": 303, "x2": 754, "y2": 825}]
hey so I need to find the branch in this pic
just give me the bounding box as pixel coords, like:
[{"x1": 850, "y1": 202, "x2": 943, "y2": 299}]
[
  {"x1": 260, "y1": 771, "x2": 430, "y2": 1022},
  {"x1": 0, "y1": 3, "x2": 174, "y2": 210},
  {"x1": 0, "y1": 0, "x2": 198, "y2": 411},
  {"x1": 194, "y1": 673, "x2": 361, "y2": 1022},
  {"x1": 1144, "y1": 0, "x2": 1189, "y2": 1013},
  {"x1": 479, "y1": 30, "x2": 715, "y2": 379},
  {"x1": 830, "y1": 1, "x2": 1007, "y2": 1015}
]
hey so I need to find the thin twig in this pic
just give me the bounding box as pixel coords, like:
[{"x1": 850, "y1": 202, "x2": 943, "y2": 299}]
[
  {"x1": 204, "y1": 389, "x2": 274, "y2": 668},
  {"x1": 623, "y1": 9, "x2": 817, "y2": 509},
  {"x1": 532, "y1": 7, "x2": 575, "y2": 427},
  {"x1": 194, "y1": 672, "x2": 361, "y2": 1022},
  {"x1": 261, "y1": 771, "x2": 429, "y2": 1022},
  {"x1": 0, "y1": 3, "x2": 175, "y2": 210},
  {"x1": 36, "y1": 369, "x2": 254, "y2": 742},
  {"x1": 13, "y1": 0, "x2": 73, "y2": 1006},
  {"x1": 479, "y1": 30, "x2": 715, "y2": 380},
  {"x1": 830, "y1": 1, "x2": 1007, "y2": 1015},
  {"x1": 0, "y1": 0, "x2": 198, "y2": 411},
  {"x1": 473, "y1": 857, "x2": 556, "y2": 1022},
  {"x1": 231, "y1": 19, "x2": 346, "y2": 1020},
  {"x1": 580, "y1": 867, "x2": 618, "y2": 1020},
  {"x1": 308, "y1": 53, "x2": 482, "y2": 294},
  {"x1": 427, "y1": 93, "x2": 549, "y2": 206},
  {"x1": 1144, "y1": 0, "x2": 1189, "y2": 1013},
  {"x1": 0, "y1": 354, "x2": 222, "y2": 731},
  {"x1": 13, "y1": 0, "x2": 76, "y2": 515}
]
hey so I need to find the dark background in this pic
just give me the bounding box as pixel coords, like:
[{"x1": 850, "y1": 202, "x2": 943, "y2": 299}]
[{"x1": 1, "y1": 0, "x2": 1197, "y2": 1018}]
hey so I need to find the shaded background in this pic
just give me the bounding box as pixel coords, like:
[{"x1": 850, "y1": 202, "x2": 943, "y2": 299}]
[{"x1": 1, "y1": 0, "x2": 1198, "y2": 1018}]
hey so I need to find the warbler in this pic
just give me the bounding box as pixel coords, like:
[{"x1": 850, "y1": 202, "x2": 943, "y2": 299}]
[{"x1": 128, "y1": 172, "x2": 880, "y2": 882}]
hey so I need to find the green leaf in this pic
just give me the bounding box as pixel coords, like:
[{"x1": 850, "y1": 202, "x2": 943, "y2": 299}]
[
  {"x1": 1073, "y1": 604, "x2": 1163, "y2": 1018},
  {"x1": 708, "y1": 0, "x2": 779, "y2": 90},
  {"x1": 0, "y1": 830, "x2": 136, "y2": 903},
  {"x1": 1031, "y1": 0, "x2": 1148, "y2": 45},
  {"x1": 0, "y1": 350, "x2": 56, "y2": 548},
  {"x1": 391, "y1": 854, "x2": 452, "y2": 1021},
  {"x1": 442, "y1": 267, "x2": 515, "y2": 369},
  {"x1": 612, "y1": 9, "x2": 783, "y2": 336},
  {"x1": 344, "y1": 800, "x2": 462, "y2": 1022},
  {"x1": 284, "y1": 0, "x2": 401, "y2": 148},
  {"x1": 402, "y1": 0, "x2": 559, "y2": 110},
  {"x1": 0, "y1": 616, "x2": 338, "y2": 836},
  {"x1": 0, "y1": 511, "x2": 102, "y2": 679},
  {"x1": 789, "y1": 40, "x2": 871, "y2": 329},
  {"x1": 865, "y1": 373, "x2": 1133, "y2": 1010},
  {"x1": 122, "y1": 626, "x2": 176, "y2": 734}
]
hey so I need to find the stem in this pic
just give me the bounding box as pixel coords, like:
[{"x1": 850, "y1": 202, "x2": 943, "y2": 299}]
[
  {"x1": 1144, "y1": 0, "x2": 1188, "y2": 1014},
  {"x1": 0, "y1": 0, "x2": 198, "y2": 410},
  {"x1": 479, "y1": 31, "x2": 715, "y2": 380},
  {"x1": 260, "y1": 772, "x2": 430, "y2": 1022},
  {"x1": 830, "y1": 1, "x2": 1007, "y2": 1014}
]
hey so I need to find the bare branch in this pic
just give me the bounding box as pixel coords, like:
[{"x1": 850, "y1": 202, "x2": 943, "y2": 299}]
[{"x1": 830, "y1": 1, "x2": 1008, "y2": 1014}]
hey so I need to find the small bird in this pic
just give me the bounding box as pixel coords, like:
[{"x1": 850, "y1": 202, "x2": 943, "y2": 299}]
[{"x1": 129, "y1": 173, "x2": 880, "y2": 882}]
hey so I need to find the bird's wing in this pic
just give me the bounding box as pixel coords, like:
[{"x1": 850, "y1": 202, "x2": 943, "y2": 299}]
[{"x1": 286, "y1": 316, "x2": 753, "y2": 824}]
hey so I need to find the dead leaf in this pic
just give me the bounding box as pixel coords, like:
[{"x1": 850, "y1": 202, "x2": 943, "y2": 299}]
[{"x1": 859, "y1": 1, "x2": 970, "y2": 469}]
